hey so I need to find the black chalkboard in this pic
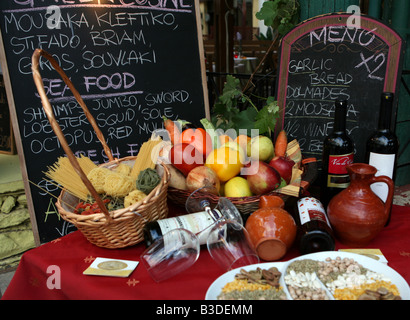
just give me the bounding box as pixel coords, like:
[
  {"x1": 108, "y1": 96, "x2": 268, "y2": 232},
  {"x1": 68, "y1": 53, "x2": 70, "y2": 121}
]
[
  {"x1": 0, "y1": 0, "x2": 209, "y2": 244},
  {"x1": 276, "y1": 13, "x2": 404, "y2": 169}
]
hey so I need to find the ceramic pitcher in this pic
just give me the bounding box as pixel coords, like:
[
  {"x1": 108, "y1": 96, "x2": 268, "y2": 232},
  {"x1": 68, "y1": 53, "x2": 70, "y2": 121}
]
[
  {"x1": 327, "y1": 163, "x2": 394, "y2": 246},
  {"x1": 245, "y1": 195, "x2": 297, "y2": 261}
]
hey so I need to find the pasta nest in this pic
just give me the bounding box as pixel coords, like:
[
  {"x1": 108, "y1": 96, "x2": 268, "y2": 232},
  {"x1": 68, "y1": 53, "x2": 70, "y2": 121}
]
[
  {"x1": 103, "y1": 172, "x2": 136, "y2": 198},
  {"x1": 87, "y1": 166, "x2": 136, "y2": 198},
  {"x1": 87, "y1": 167, "x2": 111, "y2": 194},
  {"x1": 114, "y1": 163, "x2": 132, "y2": 176},
  {"x1": 124, "y1": 189, "x2": 147, "y2": 208}
]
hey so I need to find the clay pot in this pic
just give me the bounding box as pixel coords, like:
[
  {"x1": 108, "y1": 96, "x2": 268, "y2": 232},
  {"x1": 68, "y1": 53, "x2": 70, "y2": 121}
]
[
  {"x1": 327, "y1": 163, "x2": 394, "y2": 246},
  {"x1": 245, "y1": 195, "x2": 297, "y2": 261}
]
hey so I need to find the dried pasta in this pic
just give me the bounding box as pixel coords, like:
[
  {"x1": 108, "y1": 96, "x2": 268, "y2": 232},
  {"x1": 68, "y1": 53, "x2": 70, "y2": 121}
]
[
  {"x1": 124, "y1": 189, "x2": 147, "y2": 207},
  {"x1": 114, "y1": 163, "x2": 132, "y2": 176},
  {"x1": 45, "y1": 155, "x2": 97, "y2": 200},
  {"x1": 87, "y1": 167, "x2": 111, "y2": 194},
  {"x1": 103, "y1": 172, "x2": 135, "y2": 198},
  {"x1": 130, "y1": 138, "x2": 162, "y2": 179}
]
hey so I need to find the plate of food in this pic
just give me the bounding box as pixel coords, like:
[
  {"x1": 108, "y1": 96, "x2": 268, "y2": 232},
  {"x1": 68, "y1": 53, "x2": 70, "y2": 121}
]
[
  {"x1": 206, "y1": 251, "x2": 410, "y2": 300},
  {"x1": 205, "y1": 262, "x2": 289, "y2": 300}
]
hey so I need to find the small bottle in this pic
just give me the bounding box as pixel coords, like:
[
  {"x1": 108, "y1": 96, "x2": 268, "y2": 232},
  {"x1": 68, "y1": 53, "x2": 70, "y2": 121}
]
[
  {"x1": 143, "y1": 210, "x2": 219, "y2": 247},
  {"x1": 320, "y1": 99, "x2": 355, "y2": 208},
  {"x1": 365, "y1": 92, "x2": 399, "y2": 225},
  {"x1": 294, "y1": 197, "x2": 335, "y2": 254}
]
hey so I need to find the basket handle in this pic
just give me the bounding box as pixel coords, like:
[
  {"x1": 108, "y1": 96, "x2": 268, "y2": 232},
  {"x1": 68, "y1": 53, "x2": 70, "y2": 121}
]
[{"x1": 31, "y1": 49, "x2": 112, "y2": 219}]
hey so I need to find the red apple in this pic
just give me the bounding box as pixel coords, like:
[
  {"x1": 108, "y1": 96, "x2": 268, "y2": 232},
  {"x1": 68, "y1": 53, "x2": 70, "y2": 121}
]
[
  {"x1": 246, "y1": 161, "x2": 281, "y2": 195},
  {"x1": 169, "y1": 143, "x2": 204, "y2": 176},
  {"x1": 269, "y1": 156, "x2": 295, "y2": 184}
]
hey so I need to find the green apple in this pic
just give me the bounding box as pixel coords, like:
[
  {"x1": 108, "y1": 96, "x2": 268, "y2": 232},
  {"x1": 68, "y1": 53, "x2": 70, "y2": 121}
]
[{"x1": 247, "y1": 136, "x2": 274, "y2": 162}]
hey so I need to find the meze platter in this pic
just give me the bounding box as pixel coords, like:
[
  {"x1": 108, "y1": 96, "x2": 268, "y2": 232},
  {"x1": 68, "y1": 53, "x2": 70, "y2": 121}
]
[{"x1": 205, "y1": 251, "x2": 410, "y2": 300}]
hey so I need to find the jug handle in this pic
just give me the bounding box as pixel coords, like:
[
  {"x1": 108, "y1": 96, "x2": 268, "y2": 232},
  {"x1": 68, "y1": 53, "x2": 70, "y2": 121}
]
[{"x1": 370, "y1": 175, "x2": 394, "y2": 218}]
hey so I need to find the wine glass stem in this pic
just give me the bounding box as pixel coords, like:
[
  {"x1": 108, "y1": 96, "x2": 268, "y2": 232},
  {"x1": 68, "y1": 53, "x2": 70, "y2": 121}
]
[{"x1": 206, "y1": 207, "x2": 222, "y2": 222}]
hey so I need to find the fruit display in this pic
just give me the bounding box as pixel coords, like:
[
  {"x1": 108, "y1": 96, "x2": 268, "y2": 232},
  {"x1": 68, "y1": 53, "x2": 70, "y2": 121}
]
[{"x1": 159, "y1": 117, "x2": 302, "y2": 199}]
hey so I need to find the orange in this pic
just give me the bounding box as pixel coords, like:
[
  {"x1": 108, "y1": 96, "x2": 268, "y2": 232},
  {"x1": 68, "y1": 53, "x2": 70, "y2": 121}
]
[
  {"x1": 234, "y1": 135, "x2": 251, "y2": 153},
  {"x1": 219, "y1": 134, "x2": 233, "y2": 145}
]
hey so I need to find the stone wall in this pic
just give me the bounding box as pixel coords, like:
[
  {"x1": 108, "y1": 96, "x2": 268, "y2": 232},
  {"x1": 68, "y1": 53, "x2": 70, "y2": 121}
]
[{"x1": 0, "y1": 180, "x2": 35, "y2": 272}]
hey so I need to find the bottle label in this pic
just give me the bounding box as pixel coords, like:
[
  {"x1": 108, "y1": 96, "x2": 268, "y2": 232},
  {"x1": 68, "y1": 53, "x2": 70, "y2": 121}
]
[
  {"x1": 326, "y1": 153, "x2": 353, "y2": 188},
  {"x1": 297, "y1": 197, "x2": 331, "y2": 228},
  {"x1": 157, "y1": 210, "x2": 218, "y2": 245},
  {"x1": 328, "y1": 153, "x2": 354, "y2": 174},
  {"x1": 326, "y1": 174, "x2": 350, "y2": 188},
  {"x1": 369, "y1": 152, "x2": 395, "y2": 202}
]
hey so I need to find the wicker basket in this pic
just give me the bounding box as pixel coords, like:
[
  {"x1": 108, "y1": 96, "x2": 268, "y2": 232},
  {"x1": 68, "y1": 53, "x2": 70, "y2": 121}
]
[
  {"x1": 31, "y1": 49, "x2": 170, "y2": 248},
  {"x1": 167, "y1": 160, "x2": 317, "y2": 216}
]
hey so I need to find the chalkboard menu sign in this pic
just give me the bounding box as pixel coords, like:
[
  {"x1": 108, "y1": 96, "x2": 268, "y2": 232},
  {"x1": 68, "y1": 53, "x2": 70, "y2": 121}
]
[
  {"x1": 0, "y1": 0, "x2": 209, "y2": 244},
  {"x1": 276, "y1": 14, "x2": 404, "y2": 169}
]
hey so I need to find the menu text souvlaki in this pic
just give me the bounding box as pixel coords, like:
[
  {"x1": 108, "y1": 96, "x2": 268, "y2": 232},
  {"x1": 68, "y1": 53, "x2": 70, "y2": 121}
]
[{"x1": 12, "y1": 0, "x2": 193, "y2": 12}]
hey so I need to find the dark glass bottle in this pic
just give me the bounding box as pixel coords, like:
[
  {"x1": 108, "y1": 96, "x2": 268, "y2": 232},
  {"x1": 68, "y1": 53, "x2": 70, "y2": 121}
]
[
  {"x1": 320, "y1": 99, "x2": 355, "y2": 209},
  {"x1": 293, "y1": 197, "x2": 335, "y2": 254},
  {"x1": 365, "y1": 92, "x2": 399, "y2": 225}
]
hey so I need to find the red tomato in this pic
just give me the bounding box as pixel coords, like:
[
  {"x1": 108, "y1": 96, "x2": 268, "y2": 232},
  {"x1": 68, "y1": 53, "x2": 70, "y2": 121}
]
[
  {"x1": 169, "y1": 143, "x2": 204, "y2": 176},
  {"x1": 180, "y1": 128, "x2": 212, "y2": 157}
]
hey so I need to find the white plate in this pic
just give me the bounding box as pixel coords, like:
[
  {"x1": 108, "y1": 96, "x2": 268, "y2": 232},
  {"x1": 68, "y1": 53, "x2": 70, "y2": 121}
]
[
  {"x1": 205, "y1": 262, "x2": 288, "y2": 300},
  {"x1": 205, "y1": 251, "x2": 410, "y2": 300}
]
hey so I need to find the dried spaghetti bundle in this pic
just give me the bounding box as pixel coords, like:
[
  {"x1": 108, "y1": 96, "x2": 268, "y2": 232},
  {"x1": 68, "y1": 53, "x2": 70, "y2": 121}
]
[
  {"x1": 45, "y1": 155, "x2": 97, "y2": 201},
  {"x1": 130, "y1": 138, "x2": 162, "y2": 179}
]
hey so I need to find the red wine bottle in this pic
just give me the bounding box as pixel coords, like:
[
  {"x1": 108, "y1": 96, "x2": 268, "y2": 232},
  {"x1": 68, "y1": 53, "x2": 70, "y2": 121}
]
[
  {"x1": 365, "y1": 92, "x2": 399, "y2": 225},
  {"x1": 294, "y1": 197, "x2": 335, "y2": 254},
  {"x1": 320, "y1": 99, "x2": 355, "y2": 209}
]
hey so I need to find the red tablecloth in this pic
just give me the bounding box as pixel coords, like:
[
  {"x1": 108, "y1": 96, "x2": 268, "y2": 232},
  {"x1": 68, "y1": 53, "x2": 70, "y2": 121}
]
[{"x1": 2, "y1": 204, "x2": 410, "y2": 300}]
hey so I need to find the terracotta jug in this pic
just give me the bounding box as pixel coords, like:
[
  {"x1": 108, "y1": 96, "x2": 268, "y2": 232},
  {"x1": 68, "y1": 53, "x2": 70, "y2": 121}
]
[
  {"x1": 327, "y1": 163, "x2": 394, "y2": 246},
  {"x1": 245, "y1": 195, "x2": 297, "y2": 261}
]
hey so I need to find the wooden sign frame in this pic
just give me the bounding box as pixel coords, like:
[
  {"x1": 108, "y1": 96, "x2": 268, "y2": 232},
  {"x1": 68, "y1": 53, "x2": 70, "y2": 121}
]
[
  {"x1": 276, "y1": 13, "x2": 404, "y2": 165},
  {"x1": 0, "y1": 73, "x2": 15, "y2": 155},
  {"x1": 0, "y1": 0, "x2": 209, "y2": 245}
]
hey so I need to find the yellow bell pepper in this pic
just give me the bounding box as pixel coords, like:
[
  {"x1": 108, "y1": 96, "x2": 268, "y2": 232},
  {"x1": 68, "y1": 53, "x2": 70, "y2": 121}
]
[{"x1": 205, "y1": 146, "x2": 244, "y2": 182}]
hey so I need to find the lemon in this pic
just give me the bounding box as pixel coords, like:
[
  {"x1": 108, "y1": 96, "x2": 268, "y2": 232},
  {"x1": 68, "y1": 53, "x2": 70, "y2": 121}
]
[{"x1": 224, "y1": 176, "x2": 253, "y2": 197}]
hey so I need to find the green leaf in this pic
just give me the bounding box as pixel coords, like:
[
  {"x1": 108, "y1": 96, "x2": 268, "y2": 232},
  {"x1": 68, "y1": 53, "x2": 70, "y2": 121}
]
[
  {"x1": 231, "y1": 107, "x2": 258, "y2": 135},
  {"x1": 255, "y1": 1, "x2": 276, "y2": 27},
  {"x1": 209, "y1": 75, "x2": 279, "y2": 138},
  {"x1": 214, "y1": 75, "x2": 242, "y2": 112},
  {"x1": 254, "y1": 100, "x2": 280, "y2": 135},
  {"x1": 221, "y1": 75, "x2": 241, "y2": 99},
  {"x1": 255, "y1": 0, "x2": 300, "y2": 36}
]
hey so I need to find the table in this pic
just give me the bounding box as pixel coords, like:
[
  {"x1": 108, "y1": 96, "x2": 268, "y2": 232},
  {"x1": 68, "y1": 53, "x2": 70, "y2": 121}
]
[
  {"x1": 234, "y1": 57, "x2": 258, "y2": 74},
  {"x1": 2, "y1": 204, "x2": 410, "y2": 300}
]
